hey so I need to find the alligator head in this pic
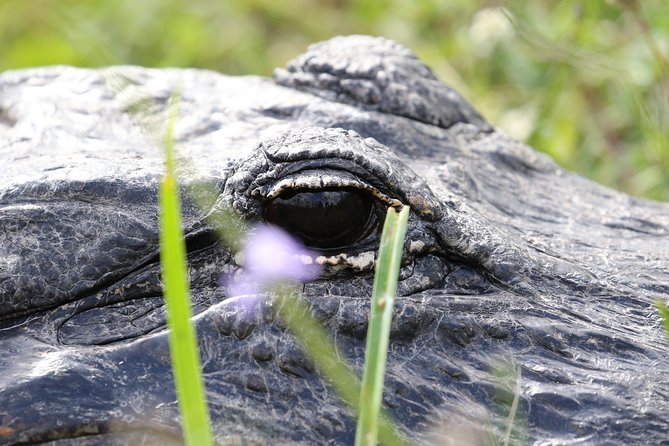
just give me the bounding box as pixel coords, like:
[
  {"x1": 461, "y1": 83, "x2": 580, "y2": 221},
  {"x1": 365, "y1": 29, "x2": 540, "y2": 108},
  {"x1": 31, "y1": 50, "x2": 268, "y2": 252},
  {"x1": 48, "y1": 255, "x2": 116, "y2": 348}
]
[{"x1": 1, "y1": 36, "x2": 668, "y2": 445}]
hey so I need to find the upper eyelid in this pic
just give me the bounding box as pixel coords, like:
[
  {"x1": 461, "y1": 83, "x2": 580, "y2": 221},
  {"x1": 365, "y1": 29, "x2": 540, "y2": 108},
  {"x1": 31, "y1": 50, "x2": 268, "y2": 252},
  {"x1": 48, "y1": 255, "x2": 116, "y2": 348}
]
[
  {"x1": 255, "y1": 169, "x2": 403, "y2": 209},
  {"x1": 223, "y1": 127, "x2": 441, "y2": 220}
]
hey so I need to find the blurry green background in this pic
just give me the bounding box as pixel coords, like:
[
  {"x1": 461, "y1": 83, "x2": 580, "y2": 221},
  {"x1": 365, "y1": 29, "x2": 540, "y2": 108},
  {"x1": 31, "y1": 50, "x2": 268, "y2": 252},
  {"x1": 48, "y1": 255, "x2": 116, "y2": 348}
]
[{"x1": 2, "y1": 0, "x2": 667, "y2": 200}]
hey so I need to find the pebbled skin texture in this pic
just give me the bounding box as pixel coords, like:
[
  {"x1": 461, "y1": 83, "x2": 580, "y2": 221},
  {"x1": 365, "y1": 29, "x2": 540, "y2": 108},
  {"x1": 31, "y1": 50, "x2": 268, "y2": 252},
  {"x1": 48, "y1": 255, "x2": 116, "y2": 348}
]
[{"x1": 1, "y1": 35, "x2": 669, "y2": 445}]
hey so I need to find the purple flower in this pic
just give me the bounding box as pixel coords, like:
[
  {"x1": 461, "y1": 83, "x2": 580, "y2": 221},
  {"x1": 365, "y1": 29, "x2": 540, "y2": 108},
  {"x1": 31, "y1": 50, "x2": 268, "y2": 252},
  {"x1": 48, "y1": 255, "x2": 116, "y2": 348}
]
[{"x1": 221, "y1": 224, "x2": 321, "y2": 298}]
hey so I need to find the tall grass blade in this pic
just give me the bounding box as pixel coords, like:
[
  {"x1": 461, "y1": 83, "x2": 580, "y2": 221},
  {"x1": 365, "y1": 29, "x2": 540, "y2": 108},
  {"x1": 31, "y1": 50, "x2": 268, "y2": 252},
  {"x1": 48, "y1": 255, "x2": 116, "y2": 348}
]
[
  {"x1": 159, "y1": 93, "x2": 213, "y2": 446},
  {"x1": 355, "y1": 206, "x2": 410, "y2": 446}
]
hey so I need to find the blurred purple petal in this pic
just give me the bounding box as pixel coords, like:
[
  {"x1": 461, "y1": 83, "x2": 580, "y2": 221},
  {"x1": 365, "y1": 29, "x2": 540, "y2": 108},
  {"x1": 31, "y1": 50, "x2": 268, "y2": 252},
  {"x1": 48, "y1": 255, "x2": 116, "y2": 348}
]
[
  {"x1": 244, "y1": 224, "x2": 320, "y2": 282},
  {"x1": 220, "y1": 224, "x2": 321, "y2": 298},
  {"x1": 225, "y1": 273, "x2": 262, "y2": 297}
]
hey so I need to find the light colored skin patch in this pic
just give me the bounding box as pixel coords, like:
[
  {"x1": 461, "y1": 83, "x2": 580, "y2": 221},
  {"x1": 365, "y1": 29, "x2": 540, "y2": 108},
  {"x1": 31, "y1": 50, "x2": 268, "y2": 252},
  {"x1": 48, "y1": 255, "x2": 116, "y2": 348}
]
[
  {"x1": 315, "y1": 250, "x2": 376, "y2": 272},
  {"x1": 233, "y1": 252, "x2": 246, "y2": 266},
  {"x1": 298, "y1": 254, "x2": 313, "y2": 265},
  {"x1": 409, "y1": 240, "x2": 425, "y2": 253},
  {"x1": 230, "y1": 251, "x2": 376, "y2": 275}
]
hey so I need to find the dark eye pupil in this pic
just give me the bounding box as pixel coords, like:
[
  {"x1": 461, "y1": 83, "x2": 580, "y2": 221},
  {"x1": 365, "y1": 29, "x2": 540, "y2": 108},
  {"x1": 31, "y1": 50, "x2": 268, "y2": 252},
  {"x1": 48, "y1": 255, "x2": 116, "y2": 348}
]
[{"x1": 264, "y1": 189, "x2": 375, "y2": 250}]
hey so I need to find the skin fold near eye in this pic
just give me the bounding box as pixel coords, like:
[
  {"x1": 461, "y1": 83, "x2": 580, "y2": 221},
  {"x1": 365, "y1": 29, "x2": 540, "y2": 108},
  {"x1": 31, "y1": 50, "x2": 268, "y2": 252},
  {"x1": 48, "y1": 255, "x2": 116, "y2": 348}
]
[{"x1": 263, "y1": 188, "x2": 376, "y2": 250}]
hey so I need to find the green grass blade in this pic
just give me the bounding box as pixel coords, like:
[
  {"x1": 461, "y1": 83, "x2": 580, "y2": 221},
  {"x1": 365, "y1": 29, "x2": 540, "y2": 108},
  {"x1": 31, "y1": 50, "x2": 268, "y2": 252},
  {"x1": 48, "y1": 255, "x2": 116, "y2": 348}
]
[
  {"x1": 159, "y1": 93, "x2": 213, "y2": 446},
  {"x1": 656, "y1": 300, "x2": 669, "y2": 347},
  {"x1": 355, "y1": 206, "x2": 410, "y2": 446}
]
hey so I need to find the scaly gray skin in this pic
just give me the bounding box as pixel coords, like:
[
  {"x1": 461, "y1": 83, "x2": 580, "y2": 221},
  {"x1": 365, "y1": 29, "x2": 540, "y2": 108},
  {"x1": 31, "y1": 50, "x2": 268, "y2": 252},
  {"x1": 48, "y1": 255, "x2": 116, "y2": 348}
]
[{"x1": 1, "y1": 36, "x2": 668, "y2": 445}]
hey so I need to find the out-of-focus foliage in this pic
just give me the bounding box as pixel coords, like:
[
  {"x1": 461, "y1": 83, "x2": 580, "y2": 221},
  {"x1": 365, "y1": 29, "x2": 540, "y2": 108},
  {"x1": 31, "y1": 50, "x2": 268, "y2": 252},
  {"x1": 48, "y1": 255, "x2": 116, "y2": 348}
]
[{"x1": 2, "y1": 0, "x2": 667, "y2": 200}]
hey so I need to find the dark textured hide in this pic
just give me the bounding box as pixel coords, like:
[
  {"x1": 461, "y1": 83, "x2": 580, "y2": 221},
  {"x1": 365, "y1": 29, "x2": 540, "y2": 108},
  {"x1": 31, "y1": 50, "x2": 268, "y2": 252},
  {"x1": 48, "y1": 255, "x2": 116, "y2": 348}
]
[{"x1": 1, "y1": 36, "x2": 668, "y2": 445}]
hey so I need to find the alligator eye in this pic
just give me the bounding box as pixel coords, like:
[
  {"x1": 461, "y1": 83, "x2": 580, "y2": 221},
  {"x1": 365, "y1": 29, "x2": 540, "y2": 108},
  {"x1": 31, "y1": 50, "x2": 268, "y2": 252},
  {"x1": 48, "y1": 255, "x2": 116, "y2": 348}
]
[{"x1": 263, "y1": 188, "x2": 376, "y2": 250}]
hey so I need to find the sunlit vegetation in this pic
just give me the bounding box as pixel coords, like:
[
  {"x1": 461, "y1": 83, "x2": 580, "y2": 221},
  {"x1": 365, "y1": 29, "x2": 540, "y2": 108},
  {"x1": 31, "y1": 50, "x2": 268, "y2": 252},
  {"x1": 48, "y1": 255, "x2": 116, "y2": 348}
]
[{"x1": 2, "y1": 0, "x2": 667, "y2": 200}]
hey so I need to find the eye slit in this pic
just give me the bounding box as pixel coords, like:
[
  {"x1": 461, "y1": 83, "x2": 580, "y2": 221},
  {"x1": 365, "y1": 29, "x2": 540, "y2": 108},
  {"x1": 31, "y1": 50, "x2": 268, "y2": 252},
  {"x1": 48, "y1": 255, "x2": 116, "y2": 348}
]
[{"x1": 263, "y1": 188, "x2": 376, "y2": 251}]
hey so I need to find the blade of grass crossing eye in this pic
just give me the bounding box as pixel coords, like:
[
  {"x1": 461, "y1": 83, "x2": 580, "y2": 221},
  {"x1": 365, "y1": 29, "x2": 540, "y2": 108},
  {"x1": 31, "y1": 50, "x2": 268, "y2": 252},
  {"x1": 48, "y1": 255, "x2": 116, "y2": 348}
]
[
  {"x1": 159, "y1": 93, "x2": 213, "y2": 446},
  {"x1": 276, "y1": 289, "x2": 409, "y2": 446},
  {"x1": 656, "y1": 300, "x2": 669, "y2": 348},
  {"x1": 356, "y1": 206, "x2": 410, "y2": 446}
]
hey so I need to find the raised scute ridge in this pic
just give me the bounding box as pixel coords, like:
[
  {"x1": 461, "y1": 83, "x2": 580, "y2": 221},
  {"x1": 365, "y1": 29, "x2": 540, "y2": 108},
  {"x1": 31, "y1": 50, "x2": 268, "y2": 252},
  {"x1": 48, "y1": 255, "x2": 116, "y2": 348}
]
[{"x1": 274, "y1": 35, "x2": 491, "y2": 131}]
